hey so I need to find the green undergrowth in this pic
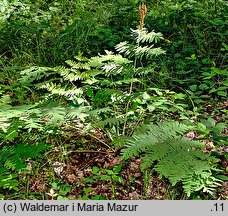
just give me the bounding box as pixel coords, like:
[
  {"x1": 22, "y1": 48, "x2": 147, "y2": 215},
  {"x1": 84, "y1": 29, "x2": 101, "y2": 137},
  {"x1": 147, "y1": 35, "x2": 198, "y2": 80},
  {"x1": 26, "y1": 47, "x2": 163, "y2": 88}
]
[{"x1": 0, "y1": 0, "x2": 227, "y2": 200}]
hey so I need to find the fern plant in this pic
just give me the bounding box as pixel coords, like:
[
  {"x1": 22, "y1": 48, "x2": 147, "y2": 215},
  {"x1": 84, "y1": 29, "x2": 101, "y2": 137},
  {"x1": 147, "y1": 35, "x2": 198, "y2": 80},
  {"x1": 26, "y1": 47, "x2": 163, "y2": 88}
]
[
  {"x1": 0, "y1": 142, "x2": 49, "y2": 194},
  {"x1": 121, "y1": 121, "x2": 222, "y2": 197},
  {"x1": 16, "y1": 28, "x2": 166, "y2": 137},
  {"x1": 0, "y1": 94, "x2": 43, "y2": 133},
  {"x1": 2, "y1": 26, "x2": 190, "y2": 146}
]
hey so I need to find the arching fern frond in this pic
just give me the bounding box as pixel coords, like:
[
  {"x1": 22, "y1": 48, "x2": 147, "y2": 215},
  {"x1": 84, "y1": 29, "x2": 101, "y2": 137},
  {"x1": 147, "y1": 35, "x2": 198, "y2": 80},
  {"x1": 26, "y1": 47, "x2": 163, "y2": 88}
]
[
  {"x1": 134, "y1": 45, "x2": 166, "y2": 59},
  {"x1": 131, "y1": 28, "x2": 164, "y2": 44},
  {"x1": 19, "y1": 66, "x2": 58, "y2": 84},
  {"x1": 0, "y1": 142, "x2": 49, "y2": 171},
  {"x1": 89, "y1": 50, "x2": 132, "y2": 68},
  {"x1": 41, "y1": 82, "x2": 83, "y2": 99},
  {"x1": 93, "y1": 116, "x2": 125, "y2": 129},
  {"x1": 121, "y1": 121, "x2": 221, "y2": 197},
  {"x1": 59, "y1": 68, "x2": 90, "y2": 81}
]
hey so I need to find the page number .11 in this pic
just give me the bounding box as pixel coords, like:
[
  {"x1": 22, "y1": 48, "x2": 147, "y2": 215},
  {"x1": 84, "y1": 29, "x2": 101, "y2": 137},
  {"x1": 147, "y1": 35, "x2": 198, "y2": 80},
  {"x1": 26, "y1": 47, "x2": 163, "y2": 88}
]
[{"x1": 211, "y1": 203, "x2": 224, "y2": 212}]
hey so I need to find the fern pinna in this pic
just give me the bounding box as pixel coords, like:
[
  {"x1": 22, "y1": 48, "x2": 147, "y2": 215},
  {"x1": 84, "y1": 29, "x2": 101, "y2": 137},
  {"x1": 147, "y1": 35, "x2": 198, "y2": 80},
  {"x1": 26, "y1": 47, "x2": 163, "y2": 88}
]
[
  {"x1": 121, "y1": 121, "x2": 221, "y2": 197},
  {"x1": 0, "y1": 142, "x2": 49, "y2": 191}
]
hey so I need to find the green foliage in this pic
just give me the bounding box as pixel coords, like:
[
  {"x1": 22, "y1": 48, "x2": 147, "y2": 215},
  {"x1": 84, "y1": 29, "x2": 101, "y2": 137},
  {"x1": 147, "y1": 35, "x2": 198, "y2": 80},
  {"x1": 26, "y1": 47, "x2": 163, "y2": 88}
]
[
  {"x1": 0, "y1": 0, "x2": 227, "y2": 200},
  {"x1": 78, "y1": 187, "x2": 107, "y2": 200},
  {"x1": 145, "y1": 0, "x2": 227, "y2": 87},
  {"x1": 0, "y1": 90, "x2": 90, "y2": 134},
  {"x1": 0, "y1": 0, "x2": 140, "y2": 66},
  {"x1": 0, "y1": 142, "x2": 49, "y2": 194},
  {"x1": 0, "y1": 142, "x2": 48, "y2": 171},
  {"x1": 81, "y1": 165, "x2": 124, "y2": 198},
  {"x1": 121, "y1": 121, "x2": 222, "y2": 197},
  {"x1": 187, "y1": 67, "x2": 228, "y2": 104},
  {"x1": 196, "y1": 118, "x2": 227, "y2": 146},
  {"x1": 14, "y1": 27, "x2": 167, "y2": 137},
  {"x1": 50, "y1": 180, "x2": 72, "y2": 200},
  {"x1": 0, "y1": 170, "x2": 18, "y2": 192},
  {"x1": 89, "y1": 165, "x2": 124, "y2": 184}
]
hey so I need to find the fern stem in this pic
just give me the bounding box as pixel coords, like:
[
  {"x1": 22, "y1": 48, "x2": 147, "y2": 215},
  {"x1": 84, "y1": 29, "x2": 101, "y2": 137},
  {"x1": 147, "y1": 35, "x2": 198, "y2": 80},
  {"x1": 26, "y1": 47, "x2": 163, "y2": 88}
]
[
  {"x1": 129, "y1": 111, "x2": 144, "y2": 136},
  {"x1": 123, "y1": 31, "x2": 141, "y2": 136},
  {"x1": 70, "y1": 150, "x2": 115, "y2": 154},
  {"x1": 88, "y1": 133, "x2": 114, "y2": 151},
  {"x1": 178, "y1": 86, "x2": 198, "y2": 120}
]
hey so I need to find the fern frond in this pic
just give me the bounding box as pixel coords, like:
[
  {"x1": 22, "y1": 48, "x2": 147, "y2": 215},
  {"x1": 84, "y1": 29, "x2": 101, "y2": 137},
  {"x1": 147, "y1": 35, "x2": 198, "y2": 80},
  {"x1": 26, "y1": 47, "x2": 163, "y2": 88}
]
[
  {"x1": 115, "y1": 41, "x2": 132, "y2": 56},
  {"x1": 0, "y1": 143, "x2": 49, "y2": 171},
  {"x1": 93, "y1": 116, "x2": 125, "y2": 129},
  {"x1": 111, "y1": 135, "x2": 128, "y2": 147},
  {"x1": 133, "y1": 67, "x2": 154, "y2": 76},
  {"x1": 89, "y1": 107, "x2": 112, "y2": 116},
  {"x1": 19, "y1": 66, "x2": 57, "y2": 84},
  {"x1": 66, "y1": 106, "x2": 90, "y2": 122},
  {"x1": 183, "y1": 172, "x2": 222, "y2": 197},
  {"x1": 115, "y1": 78, "x2": 140, "y2": 85},
  {"x1": 0, "y1": 104, "x2": 41, "y2": 132},
  {"x1": 121, "y1": 121, "x2": 220, "y2": 196},
  {"x1": 65, "y1": 60, "x2": 91, "y2": 70},
  {"x1": 93, "y1": 88, "x2": 121, "y2": 105},
  {"x1": 23, "y1": 118, "x2": 43, "y2": 132},
  {"x1": 134, "y1": 45, "x2": 166, "y2": 59},
  {"x1": 59, "y1": 68, "x2": 90, "y2": 81},
  {"x1": 89, "y1": 51, "x2": 132, "y2": 68},
  {"x1": 41, "y1": 82, "x2": 83, "y2": 99},
  {"x1": 42, "y1": 106, "x2": 66, "y2": 124},
  {"x1": 0, "y1": 95, "x2": 11, "y2": 107},
  {"x1": 101, "y1": 64, "x2": 124, "y2": 76},
  {"x1": 131, "y1": 28, "x2": 164, "y2": 44},
  {"x1": 115, "y1": 28, "x2": 165, "y2": 60}
]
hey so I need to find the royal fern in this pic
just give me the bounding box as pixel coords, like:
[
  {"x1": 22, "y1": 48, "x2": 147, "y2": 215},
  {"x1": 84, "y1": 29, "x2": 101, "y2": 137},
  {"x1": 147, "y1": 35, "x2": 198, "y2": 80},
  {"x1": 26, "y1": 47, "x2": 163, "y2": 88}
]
[
  {"x1": 121, "y1": 121, "x2": 221, "y2": 197},
  {"x1": 13, "y1": 28, "x2": 169, "y2": 138},
  {"x1": 0, "y1": 142, "x2": 49, "y2": 171},
  {"x1": 0, "y1": 94, "x2": 42, "y2": 133}
]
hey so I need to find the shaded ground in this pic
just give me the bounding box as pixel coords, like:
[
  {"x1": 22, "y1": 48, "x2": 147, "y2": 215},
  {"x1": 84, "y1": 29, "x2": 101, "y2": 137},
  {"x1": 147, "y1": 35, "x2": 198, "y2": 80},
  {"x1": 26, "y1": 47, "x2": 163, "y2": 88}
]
[
  {"x1": 3, "y1": 100, "x2": 227, "y2": 200},
  {"x1": 25, "y1": 126, "x2": 227, "y2": 200}
]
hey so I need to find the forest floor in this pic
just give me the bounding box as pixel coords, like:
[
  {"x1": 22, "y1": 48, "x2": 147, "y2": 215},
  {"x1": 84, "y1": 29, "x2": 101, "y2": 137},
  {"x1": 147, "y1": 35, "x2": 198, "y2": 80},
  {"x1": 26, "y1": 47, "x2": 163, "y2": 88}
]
[{"x1": 25, "y1": 122, "x2": 228, "y2": 200}]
